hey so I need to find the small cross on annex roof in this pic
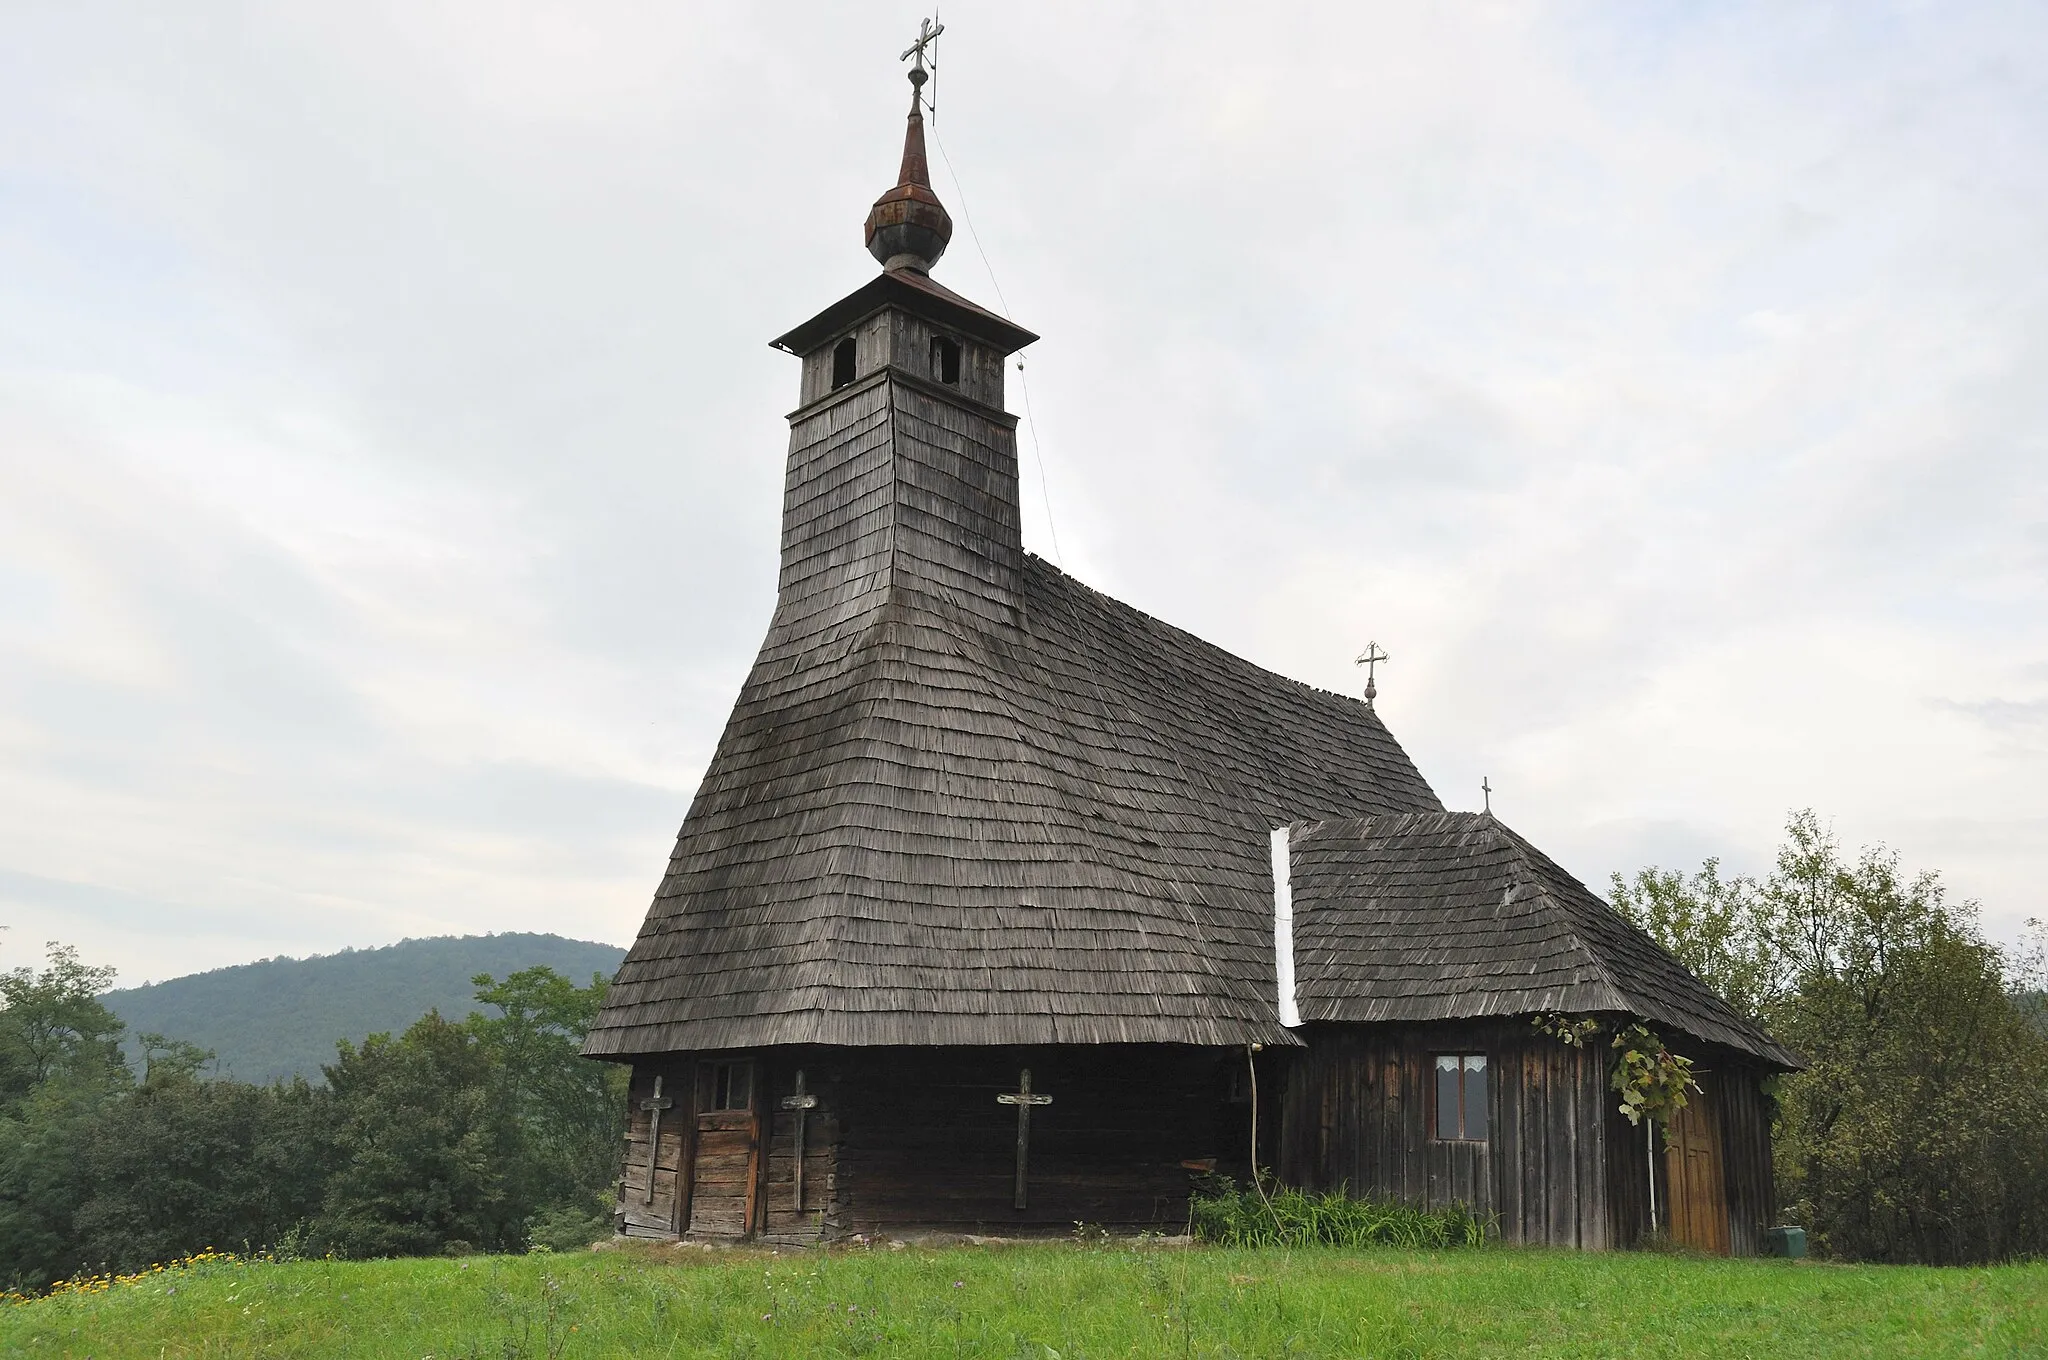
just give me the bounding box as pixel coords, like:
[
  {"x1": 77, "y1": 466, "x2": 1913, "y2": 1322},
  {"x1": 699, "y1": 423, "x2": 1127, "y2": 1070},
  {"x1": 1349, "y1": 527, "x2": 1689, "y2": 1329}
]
[{"x1": 1355, "y1": 641, "x2": 1389, "y2": 711}]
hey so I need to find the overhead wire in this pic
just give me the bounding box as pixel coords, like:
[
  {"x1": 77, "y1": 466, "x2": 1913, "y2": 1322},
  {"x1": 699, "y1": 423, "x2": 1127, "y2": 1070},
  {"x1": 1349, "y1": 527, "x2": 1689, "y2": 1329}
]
[
  {"x1": 923, "y1": 24, "x2": 1065, "y2": 569},
  {"x1": 919, "y1": 21, "x2": 1267, "y2": 1045}
]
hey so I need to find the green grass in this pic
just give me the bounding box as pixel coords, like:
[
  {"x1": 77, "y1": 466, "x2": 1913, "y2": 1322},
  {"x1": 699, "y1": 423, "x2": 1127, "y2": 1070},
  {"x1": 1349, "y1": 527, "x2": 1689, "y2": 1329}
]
[
  {"x1": 3, "y1": 1241, "x2": 2042, "y2": 1359},
  {"x1": 1190, "y1": 1182, "x2": 1487, "y2": 1250}
]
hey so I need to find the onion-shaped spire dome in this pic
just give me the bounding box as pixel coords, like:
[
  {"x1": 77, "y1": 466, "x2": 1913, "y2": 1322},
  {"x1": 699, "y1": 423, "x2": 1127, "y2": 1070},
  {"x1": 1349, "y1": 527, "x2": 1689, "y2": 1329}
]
[{"x1": 864, "y1": 69, "x2": 954, "y2": 274}]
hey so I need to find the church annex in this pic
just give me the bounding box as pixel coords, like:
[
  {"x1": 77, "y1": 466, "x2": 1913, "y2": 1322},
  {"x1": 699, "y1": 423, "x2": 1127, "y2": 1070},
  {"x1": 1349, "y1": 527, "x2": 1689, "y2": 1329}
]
[{"x1": 582, "y1": 53, "x2": 1796, "y2": 1255}]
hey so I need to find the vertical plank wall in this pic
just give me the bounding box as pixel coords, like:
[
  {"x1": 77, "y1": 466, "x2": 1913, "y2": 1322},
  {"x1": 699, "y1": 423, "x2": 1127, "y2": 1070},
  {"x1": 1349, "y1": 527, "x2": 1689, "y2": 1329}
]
[
  {"x1": 1714, "y1": 1066, "x2": 1778, "y2": 1257},
  {"x1": 1277, "y1": 1021, "x2": 1612, "y2": 1248},
  {"x1": 758, "y1": 1055, "x2": 843, "y2": 1246},
  {"x1": 1606, "y1": 1063, "x2": 1775, "y2": 1255}
]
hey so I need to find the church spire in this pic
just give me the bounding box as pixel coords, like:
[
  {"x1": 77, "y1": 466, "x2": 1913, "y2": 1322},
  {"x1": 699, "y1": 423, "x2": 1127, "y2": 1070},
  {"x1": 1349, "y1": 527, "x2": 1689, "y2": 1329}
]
[{"x1": 864, "y1": 31, "x2": 953, "y2": 274}]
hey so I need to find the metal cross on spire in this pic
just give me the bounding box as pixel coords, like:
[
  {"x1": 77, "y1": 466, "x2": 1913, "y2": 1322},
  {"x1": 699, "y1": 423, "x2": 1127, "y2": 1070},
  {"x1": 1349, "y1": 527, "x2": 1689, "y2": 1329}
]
[
  {"x1": 1482, "y1": 776, "x2": 1492, "y2": 814},
  {"x1": 901, "y1": 14, "x2": 945, "y2": 114},
  {"x1": 1355, "y1": 642, "x2": 1389, "y2": 711},
  {"x1": 901, "y1": 15, "x2": 944, "y2": 68}
]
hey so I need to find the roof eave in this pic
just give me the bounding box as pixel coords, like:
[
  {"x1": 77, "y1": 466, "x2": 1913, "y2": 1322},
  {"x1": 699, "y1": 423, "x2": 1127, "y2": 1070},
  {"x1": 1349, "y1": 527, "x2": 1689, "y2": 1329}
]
[
  {"x1": 581, "y1": 1012, "x2": 1301, "y2": 1057},
  {"x1": 770, "y1": 269, "x2": 1039, "y2": 357},
  {"x1": 1294, "y1": 999, "x2": 1802, "y2": 1069}
]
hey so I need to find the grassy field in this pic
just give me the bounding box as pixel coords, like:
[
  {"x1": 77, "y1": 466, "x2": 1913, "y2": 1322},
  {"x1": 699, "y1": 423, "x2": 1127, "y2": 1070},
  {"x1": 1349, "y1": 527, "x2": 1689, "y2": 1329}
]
[{"x1": 3, "y1": 1240, "x2": 2042, "y2": 1359}]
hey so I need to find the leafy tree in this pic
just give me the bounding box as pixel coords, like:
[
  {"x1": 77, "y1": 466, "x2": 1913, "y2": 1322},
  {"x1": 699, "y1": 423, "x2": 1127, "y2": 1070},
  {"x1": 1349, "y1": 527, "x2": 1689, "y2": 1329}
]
[
  {"x1": 0, "y1": 946, "x2": 628, "y2": 1281},
  {"x1": 72, "y1": 1069, "x2": 333, "y2": 1273},
  {"x1": 1609, "y1": 858, "x2": 1790, "y2": 1022},
  {"x1": 0, "y1": 944, "x2": 127, "y2": 1112},
  {"x1": 134, "y1": 1032, "x2": 216, "y2": 1084},
  {"x1": 466, "y1": 967, "x2": 626, "y2": 1246},
  {"x1": 311, "y1": 1011, "x2": 521, "y2": 1259},
  {"x1": 0, "y1": 1076, "x2": 122, "y2": 1290},
  {"x1": 1616, "y1": 812, "x2": 2048, "y2": 1263},
  {"x1": 0, "y1": 944, "x2": 132, "y2": 1289},
  {"x1": 1764, "y1": 818, "x2": 2048, "y2": 1263}
]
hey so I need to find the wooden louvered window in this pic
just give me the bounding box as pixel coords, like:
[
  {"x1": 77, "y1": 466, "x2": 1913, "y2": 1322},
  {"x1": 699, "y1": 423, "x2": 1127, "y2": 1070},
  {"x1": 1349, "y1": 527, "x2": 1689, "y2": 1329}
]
[{"x1": 1434, "y1": 1053, "x2": 1488, "y2": 1142}]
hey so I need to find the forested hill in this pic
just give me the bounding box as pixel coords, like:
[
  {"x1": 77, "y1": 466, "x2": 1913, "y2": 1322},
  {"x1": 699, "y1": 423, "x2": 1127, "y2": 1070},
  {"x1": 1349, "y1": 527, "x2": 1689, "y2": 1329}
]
[{"x1": 104, "y1": 933, "x2": 627, "y2": 1083}]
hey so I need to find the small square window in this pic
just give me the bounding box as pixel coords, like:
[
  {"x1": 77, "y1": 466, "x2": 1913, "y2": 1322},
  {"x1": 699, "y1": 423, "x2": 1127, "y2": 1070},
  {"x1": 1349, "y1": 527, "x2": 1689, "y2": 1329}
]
[
  {"x1": 1435, "y1": 1054, "x2": 1488, "y2": 1141},
  {"x1": 705, "y1": 1060, "x2": 753, "y2": 1112}
]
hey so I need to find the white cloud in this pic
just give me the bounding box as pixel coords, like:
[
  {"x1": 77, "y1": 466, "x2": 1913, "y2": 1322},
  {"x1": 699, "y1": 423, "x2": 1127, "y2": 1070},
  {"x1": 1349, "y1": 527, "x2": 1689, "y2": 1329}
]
[{"x1": 1, "y1": 1, "x2": 2043, "y2": 982}]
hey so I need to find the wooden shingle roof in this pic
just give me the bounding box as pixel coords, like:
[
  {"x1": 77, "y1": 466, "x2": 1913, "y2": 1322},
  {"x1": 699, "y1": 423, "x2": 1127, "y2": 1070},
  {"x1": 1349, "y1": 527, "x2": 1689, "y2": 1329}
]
[
  {"x1": 1288, "y1": 812, "x2": 1799, "y2": 1067},
  {"x1": 583, "y1": 556, "x2": 1441, "y2": 1057}
]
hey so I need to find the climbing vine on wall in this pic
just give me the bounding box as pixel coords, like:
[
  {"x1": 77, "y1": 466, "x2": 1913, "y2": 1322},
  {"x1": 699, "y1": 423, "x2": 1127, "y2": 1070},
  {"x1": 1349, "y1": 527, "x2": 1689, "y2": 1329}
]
[
  {"x1": 1531, "y1": 1012, "x2": 1601, "y2": 1049},
  {"x1": 1531, "y1": 1013, "x2": 1700, "y2": 1139},
  {"x1": 1607, "y1": 1022, "x2": 1698, "y2": 1133}
]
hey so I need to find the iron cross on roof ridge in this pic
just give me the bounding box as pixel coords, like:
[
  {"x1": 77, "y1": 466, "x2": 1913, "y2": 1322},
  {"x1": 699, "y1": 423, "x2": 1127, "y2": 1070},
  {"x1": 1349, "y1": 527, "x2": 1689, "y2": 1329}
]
[{"x1": 1355, "y1": 642, "x2": 1389, "y2": 711}]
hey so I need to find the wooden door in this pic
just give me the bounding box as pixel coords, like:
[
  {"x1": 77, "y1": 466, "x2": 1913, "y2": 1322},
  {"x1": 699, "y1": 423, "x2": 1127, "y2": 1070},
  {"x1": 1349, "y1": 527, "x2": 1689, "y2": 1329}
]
[
  {"x1": 617, "y1": 1065, "x2": 690, "y2": 1239},
  {"x1": 1664, "y1": 1078, "x2": 1730, "y2": 1254},
  {"x1": 687, "y1": 1058, "x2": 760, "y2": 1238}
]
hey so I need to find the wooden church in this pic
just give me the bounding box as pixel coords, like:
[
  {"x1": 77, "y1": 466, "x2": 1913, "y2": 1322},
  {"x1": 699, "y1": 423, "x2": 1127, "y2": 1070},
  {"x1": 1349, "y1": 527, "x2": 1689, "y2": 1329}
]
[{"x1": 583, "y1": 52, "x2": 1798, "y2": 1255}]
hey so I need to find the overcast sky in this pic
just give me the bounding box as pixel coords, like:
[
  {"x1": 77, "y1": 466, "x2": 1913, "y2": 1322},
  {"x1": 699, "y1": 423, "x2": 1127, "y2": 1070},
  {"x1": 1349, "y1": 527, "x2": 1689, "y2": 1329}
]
[{"x1": 2, "y1": 2, "x2": 2043, "y2": 986}]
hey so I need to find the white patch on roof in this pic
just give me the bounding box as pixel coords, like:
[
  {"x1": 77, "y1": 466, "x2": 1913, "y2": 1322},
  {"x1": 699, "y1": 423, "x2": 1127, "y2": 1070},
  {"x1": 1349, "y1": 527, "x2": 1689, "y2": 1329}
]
[{"x1": 1271, "y1": 825, "x2": 1301, "y2": 1028}]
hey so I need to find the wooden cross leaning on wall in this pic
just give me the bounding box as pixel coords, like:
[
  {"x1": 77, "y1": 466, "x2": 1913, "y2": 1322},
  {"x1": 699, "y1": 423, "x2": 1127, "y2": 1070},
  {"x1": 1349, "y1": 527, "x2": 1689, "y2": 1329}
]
[
  {"x1": 996, "y1": 1068, "x2": 1054, "y2": 1210},
  {"x1": 639, "y1": 1075, "x2": 674, "y2": 1206},
  {"x1": 779, "y1": 1069, "x2": 819, "y2": 1212}
]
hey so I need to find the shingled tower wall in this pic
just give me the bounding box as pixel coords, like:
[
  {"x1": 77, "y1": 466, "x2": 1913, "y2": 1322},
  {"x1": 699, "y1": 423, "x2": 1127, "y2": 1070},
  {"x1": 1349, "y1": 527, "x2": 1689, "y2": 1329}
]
[{"x1": 777, "y1": 305, "x2": 1023, "y2": 641}]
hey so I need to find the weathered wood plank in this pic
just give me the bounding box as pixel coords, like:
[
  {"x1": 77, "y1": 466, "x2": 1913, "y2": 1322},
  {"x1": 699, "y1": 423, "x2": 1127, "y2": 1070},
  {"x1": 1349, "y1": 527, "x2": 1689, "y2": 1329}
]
[
  {"x1": 1272, "y1": 1019, "x2": 1722, "y2": 1252},
  {"x1": 1495, "y1": 1041, "x2": 1522, "y2": 1243}
]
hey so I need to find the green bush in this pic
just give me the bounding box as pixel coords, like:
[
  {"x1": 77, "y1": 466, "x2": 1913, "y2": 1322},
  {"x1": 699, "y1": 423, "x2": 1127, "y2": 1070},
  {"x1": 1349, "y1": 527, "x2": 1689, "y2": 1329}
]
[
  {"x1": 524, "y1": 1196, "x2": 611, "y2": 1254},
  {"x1": 1190, "y1": 1177, "x2": 1487, "y2": 1249}
]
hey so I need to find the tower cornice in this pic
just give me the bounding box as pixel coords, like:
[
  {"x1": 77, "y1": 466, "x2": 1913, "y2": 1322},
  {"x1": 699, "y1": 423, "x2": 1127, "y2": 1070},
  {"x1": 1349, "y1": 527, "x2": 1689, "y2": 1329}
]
[
  {"x1": 784, "y1": 364, "x2": 1020, "y2": 428},
  {"x1": 771, "y1": 267, "x2": 1037, "y2": 359}
]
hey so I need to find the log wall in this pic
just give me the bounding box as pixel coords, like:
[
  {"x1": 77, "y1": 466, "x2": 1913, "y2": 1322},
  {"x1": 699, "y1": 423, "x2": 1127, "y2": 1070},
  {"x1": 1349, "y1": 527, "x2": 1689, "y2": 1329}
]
[
  {"x1": 615, "y1": 1045, "x2": 1250, "y2": 1242},
  {"x1": 617, "y1": 1036, "x2": 1779, "y2": 1251},
  {"x1": 617, "y1": 1062, "x2": 693, "y2": 1239},
  {"x1": 828, "y1": 1045, "x2": 1246, "y2": 1236}
]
